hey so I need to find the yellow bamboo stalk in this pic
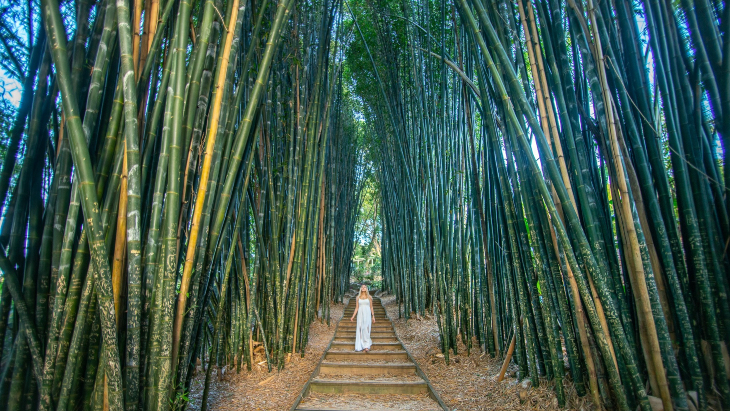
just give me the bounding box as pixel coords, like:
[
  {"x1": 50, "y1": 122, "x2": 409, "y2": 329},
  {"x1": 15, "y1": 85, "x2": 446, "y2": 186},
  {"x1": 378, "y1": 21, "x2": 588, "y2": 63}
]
[
  {"x1": 147, "y1": 0, "x2": 160, "y2": 52},
  {"x1": 132, "y1": 0, "x2": 143, "y2": 71},
  {"x1": 547, "y1": 211, "x2": 601, "y2": 407},
  {"x1": 112, "y1": 145, "x2": 129, "y2": 330},
  {"x1": 498, "y1": 335, "x2": 517, "y2": 382},
  {"x1": 170, "y1": 0, "x2": 241, "y2": 373},
  {"x1": 525, "y1": 1, "x2": 576, "y2": 207},
  {"x1": 618, "y1": 129, "x2": 674, "y2": 334},
  {"x1": 592, "y1": 282, "x2": 618, "y2": 367},
  {"x1": 517, "y1": 0, "x2": 607, "y2": 402},
  {"x1": 139, "y1": 0, "x2": 151, "y2": 65},
  {"x1": 586, "y1": 0, "x2": 672, "y2": 407},
  {"x1": 609, "y1": 166, "x2": 660, "y2": 397},
  {"x1": 285, "y1": 230, "x2": 297, "y2": 295},
  {"x1": 525, "y1": 0, "x2": 621, "y2": 381},
  {"x1": 57, "y1": 114, "x2": 65, "y2": 160},
  {"x1": 517, "y1": 0, "x2": 552, "y2": 164}
]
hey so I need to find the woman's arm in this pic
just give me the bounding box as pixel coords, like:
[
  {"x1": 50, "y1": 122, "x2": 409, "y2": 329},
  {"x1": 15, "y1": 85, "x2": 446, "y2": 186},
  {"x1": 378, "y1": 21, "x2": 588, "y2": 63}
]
[
  {"x1": 370, "y1": 297, "x2": 376, "y2": 323},
  {"x1": 350, "y1": 299, "x2": 359, "y2": 321}
]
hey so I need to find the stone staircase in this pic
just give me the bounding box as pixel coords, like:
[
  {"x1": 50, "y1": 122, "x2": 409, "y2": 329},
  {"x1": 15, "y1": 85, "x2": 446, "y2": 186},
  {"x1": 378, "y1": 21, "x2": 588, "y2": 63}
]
[{"x1": 292, "y1": 288, "x2": 447, "y2": 411}]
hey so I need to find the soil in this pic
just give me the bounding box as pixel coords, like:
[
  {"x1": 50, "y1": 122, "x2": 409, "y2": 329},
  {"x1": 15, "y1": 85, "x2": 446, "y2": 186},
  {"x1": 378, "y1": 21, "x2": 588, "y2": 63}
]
[
  {"x1": 377, "y1": 292, "x2": 595, "y2": 411},
  {"x1": 187, "y1": 301, "x2": 345, "y2": 410}
]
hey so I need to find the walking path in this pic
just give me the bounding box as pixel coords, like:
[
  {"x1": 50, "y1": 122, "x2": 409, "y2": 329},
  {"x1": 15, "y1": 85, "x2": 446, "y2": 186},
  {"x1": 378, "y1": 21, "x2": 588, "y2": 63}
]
[{"x1": 292, "y1": 289, "x2": 448, "y2": 410}]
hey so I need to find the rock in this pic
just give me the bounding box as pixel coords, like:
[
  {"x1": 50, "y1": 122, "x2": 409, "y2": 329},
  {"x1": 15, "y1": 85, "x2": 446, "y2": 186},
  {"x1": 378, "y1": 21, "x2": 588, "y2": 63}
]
[
  {"x1": 435, "y1": 353, "x2": 444, "y2": 358},
  {"x1": 518, "y1": 389, "x2": 529, "y2": 404},
  {"x1": 635, "y1": 395, "x2": 663, "y2": 411},
  {"x1": 687, "y1": 391, "x2": 698, "y2": 411},
  {"x1": 217, "y1": 365, "x2": 228, "y2": 381},
  {"x1": 518, "y1": 379, "x2": 531, "y2": 404}
]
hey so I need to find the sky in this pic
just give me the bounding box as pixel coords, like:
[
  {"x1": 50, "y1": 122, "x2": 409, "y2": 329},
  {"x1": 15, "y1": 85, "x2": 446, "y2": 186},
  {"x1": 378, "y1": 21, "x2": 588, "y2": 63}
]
[
  {"x1": 1, "y1": 70, "x2": 23, "y2": 108},
  {"x1": 0, "y1": 0, "x2": 35, "y2": 109}
]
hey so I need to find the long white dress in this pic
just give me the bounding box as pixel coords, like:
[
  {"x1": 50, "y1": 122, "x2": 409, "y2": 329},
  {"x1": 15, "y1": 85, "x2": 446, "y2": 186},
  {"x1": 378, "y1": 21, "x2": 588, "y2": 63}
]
[{"x1": 355, "y1": 298, "x2": 373, "y2": 352}]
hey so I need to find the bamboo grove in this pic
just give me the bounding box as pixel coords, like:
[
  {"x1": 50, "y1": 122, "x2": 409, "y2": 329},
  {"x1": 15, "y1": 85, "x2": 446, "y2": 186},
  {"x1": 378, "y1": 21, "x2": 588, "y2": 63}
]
[
  {"x1": 0, "y1": 0, "x2": 365, "y2": 409},
  {"x1": 344, "y1": 0, "x2": 730, "y2": 409}
]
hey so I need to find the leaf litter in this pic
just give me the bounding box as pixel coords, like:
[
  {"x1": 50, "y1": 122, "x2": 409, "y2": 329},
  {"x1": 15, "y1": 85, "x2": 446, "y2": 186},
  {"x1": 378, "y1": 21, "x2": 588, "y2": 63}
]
[
  {"x1": 378, "y1": 292, "x2": 596, "y2": 411},
  {"x1": 187, "y1": 302, "x2": 345, "y2": 410}
]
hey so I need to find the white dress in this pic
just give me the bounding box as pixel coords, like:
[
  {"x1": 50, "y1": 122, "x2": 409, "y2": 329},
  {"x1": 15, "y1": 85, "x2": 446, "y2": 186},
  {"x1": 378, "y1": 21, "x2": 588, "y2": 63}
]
[{"x1": 355, "y1": 298, "x2": 372, "y2": 351}]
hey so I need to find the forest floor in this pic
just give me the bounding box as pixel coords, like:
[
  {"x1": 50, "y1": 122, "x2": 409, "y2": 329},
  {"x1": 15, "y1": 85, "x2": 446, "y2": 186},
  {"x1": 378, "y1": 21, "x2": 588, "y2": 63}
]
[
  {"x1": 188, "y1": 291, "x2": 593, "y2": 410},
  {"x1": 378, "y1": 292, "x2": 595, "y2": 411},
  {"x1": 187, "y1": 301, "x2": 345, "y2": 410}
]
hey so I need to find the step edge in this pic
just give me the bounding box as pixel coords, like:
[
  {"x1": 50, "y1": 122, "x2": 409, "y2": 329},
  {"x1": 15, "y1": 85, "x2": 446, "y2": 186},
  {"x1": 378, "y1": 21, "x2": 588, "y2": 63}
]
[
  {"x1": 310, "y1": 380, "x2": 427, "y2": 386},
  {"x1": 319, "y1": 362, "x2": 415, "y2": 367}
]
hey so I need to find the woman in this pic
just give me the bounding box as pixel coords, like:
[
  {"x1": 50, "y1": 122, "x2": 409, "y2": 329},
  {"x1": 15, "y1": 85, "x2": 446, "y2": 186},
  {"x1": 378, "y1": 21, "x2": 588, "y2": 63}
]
[{"x1": 350, "y1": 284, "x2": 376, "y2": 352}]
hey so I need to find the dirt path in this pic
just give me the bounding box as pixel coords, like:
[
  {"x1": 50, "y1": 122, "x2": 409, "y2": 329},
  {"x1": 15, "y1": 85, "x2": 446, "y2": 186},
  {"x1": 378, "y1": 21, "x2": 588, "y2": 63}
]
[
  {"x1": 187, "y1": 302, "x2": 344, "y2": 410},
  {"x1": 378, "y1": 293, "x2": 594, "y2": 411}
]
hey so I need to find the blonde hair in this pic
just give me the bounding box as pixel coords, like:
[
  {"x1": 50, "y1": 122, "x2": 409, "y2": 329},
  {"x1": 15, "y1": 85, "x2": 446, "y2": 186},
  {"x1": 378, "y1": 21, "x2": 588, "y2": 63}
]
[{"x1": 358, "y1": 286, "x2": 371, "y2": 300}]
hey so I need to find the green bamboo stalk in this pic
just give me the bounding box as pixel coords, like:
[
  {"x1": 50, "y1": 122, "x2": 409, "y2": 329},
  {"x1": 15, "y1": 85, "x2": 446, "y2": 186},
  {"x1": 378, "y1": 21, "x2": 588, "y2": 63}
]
[{"x1": 38, "y1": 0, "x2": 126, "y2": 409}]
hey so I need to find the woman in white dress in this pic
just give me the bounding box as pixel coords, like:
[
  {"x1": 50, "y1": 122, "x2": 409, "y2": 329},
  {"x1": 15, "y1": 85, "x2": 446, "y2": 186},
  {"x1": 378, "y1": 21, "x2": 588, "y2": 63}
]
[{"x1": 350, "y1": 285, "x2": 375, "y2": 352}]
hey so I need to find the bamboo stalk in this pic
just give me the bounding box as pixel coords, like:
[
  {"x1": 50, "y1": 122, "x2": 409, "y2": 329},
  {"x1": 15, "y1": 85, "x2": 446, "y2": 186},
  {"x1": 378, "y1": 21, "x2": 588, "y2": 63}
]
[
  {"x1": 171, "y1": 0, "x2": 242, "y2": 375},
  {"x1": 498, "y1": 335, "x2": 517, "y2": 382}
]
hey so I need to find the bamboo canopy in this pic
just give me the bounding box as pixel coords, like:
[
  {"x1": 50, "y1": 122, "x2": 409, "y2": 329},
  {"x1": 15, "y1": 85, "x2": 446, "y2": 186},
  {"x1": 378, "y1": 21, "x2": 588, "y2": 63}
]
[{"x1": 0, "y1": 0, "x2": 729, "y2": 409}]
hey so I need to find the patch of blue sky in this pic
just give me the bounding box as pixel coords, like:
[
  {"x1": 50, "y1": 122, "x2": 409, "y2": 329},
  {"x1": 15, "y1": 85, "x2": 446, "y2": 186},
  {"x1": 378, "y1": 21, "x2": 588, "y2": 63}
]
[{"x1": 0, "y1": 68, "x2": 23, "y2": 108}]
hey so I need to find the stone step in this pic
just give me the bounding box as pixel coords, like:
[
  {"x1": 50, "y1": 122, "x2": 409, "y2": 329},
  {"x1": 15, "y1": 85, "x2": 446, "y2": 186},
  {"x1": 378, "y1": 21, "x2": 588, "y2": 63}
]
[
  {"x1": 343, "y1": 313, "x2": 387, "y2": 318},
  {"x1": 342, "y1": 312, "x2": 386, "y2": 316},
  {"x1": 343, "y1": 310, "x2": 386, "y2": 314},
  {"x1": 340, "y1": 318, "x2": 389, "y2": 323},
  {"x1": 329, "y1": 341, "x2": 402, "y2": 351},
  {"x1": 308, "y1": 380, "x2": 429, "y2": 395},
  {"x1": 333, "y1": 335, "x2": 398, "y2": 342},
  {"x1": 342, "y1": 313, "x2": 387, "y2": 319},
  {"x1": 336, "y1": 326, "x2": 393, "y2": 332},
  {"x1": 338, "y1": 322, "x2": 392, "y2": 329},
  {"x1": 319, "y1": 362, "x2": 416, "y2": 376},
  {"x1": 346, "y1": 302, "x2": 383, "y2": 306},
  {"x1": 345, "y1": 302, "x2": 383, "y2": 305},
  {"x1": 335, "y1": 331, "x2": 396, "y2": 338},
  {"x1": 325, "y1": 351, "x2": 409, "y2": 361},
  {"x1": 343, "y1": 312, "x2": 387, "y2": 316},
  {"x1": 296, "y1": 393, "x2": 442, "y2": 411}
]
